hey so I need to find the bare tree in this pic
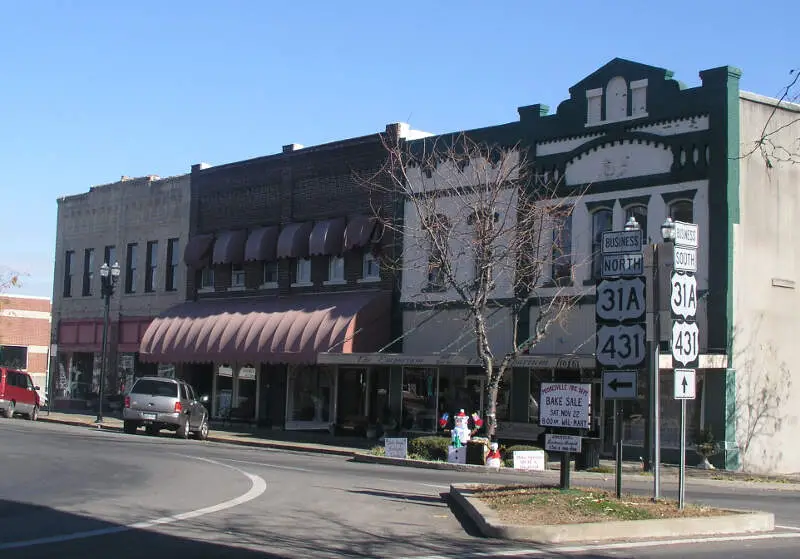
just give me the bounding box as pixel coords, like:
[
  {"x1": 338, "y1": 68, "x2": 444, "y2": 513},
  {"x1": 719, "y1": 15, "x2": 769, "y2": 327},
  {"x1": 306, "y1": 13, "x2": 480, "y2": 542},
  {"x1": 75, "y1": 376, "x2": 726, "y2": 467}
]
[
  {"x1": 734, "y1": 340, "x2": 791, "y2": 471},
  {"x1": 363, "y1": 133, "x2": 586, "y2": 438},
  {"x1": 742, "y1": 68, "x2": 800, "y2": 167}
]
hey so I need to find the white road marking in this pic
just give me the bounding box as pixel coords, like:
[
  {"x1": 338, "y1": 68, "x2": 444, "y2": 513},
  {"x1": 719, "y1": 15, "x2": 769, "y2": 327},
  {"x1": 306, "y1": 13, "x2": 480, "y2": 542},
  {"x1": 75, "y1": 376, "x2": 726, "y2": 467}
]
[
  {"x1": 220, "y1": 457, "x2": 313, "y2": 472},
  {"x1": 0, "y1": 456, "x2": 266, "y2": 550},
  {"x1": 402, "y1": 532, "x2": 800, "y2": 559}
]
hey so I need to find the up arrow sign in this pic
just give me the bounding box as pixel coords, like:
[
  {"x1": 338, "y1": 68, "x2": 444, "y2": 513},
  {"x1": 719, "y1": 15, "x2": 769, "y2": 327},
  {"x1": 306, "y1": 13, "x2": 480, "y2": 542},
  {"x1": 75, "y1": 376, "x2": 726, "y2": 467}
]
[{"x1": 674, "y1": 369, "x2": 696, "y2": 400}]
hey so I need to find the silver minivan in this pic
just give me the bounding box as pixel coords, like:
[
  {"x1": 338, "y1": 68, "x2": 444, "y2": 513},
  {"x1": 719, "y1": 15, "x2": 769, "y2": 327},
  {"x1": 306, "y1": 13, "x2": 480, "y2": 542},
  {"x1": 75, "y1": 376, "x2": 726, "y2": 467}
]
[{"x1": 123, "y1": 377, "x2": 209, "y2": 440}]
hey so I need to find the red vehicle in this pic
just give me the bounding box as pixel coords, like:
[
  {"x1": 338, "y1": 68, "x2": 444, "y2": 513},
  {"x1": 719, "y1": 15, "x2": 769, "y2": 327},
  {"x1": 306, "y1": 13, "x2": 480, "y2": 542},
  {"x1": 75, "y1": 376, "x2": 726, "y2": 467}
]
[{"x1": 0, "y1": 367, "x2": 41, "y2": 420}]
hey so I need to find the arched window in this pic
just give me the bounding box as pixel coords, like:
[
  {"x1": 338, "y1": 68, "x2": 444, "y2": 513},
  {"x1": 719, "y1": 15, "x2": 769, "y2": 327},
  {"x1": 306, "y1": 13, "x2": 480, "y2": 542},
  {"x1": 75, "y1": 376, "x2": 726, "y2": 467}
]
[
  {"x1": 551, "y1": 209, "x2": 573, "y2": 286},
  {"x1": 606, "y1": 76, "x2": 628, "y2": 121},
  {"x1": 425, "y1": 214, "x2": 450, "y2": 290},
  {"x1": 625, "y1": 205, "x2": 648, "y2": 244},
  {"x1": 670, "y1": 200, "x2": 693, "y2": 223},
  {"x1": 591, "y1": 208, "x2": 613, "y2": 278}
]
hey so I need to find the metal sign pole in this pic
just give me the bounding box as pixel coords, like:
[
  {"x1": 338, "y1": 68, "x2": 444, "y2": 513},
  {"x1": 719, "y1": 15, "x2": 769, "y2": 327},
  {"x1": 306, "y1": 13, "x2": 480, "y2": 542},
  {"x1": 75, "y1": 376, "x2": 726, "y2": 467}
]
[
  {"x1": 615, "y1": 400, "x2": 622, "y2": 499},
  {"x1": 653, "y1": 243, "x2": 661, "y2": 501},
  {"x1": 679, "y1": 399, "x2": 686, "y2": 510}
]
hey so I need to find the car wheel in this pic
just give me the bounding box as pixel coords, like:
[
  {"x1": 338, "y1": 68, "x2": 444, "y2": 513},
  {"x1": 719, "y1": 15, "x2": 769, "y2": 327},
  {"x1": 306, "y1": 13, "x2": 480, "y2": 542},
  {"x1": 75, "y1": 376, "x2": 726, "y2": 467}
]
[
  {"x1": 123, "y1": 420, "x2": 138, "y2": 434},
  {"x1": 3, "y1": 402, "x2": 14, "y2": 419},
  {"x1": 176, "y1": 416, "x2": 189, "y2": 439},
  {"x1": 194, "y1": 417, "x2": 209, "y2": 441},
  {"x1": 27, "y1": 406, "x2": 38, "y2": 421},
  {"x1": 145, "y1": 425, "x2": 160, "y2": 436}
]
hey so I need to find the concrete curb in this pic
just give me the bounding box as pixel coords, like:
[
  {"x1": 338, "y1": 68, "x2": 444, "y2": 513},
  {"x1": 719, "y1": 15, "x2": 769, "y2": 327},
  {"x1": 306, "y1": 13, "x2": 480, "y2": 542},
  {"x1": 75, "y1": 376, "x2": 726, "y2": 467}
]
[
  {"x1": 354, "y1": 452, "x2": 534, "y2": 473},
  {"x1": 40, "y1": 416, "x2": 357, "y2": 457},
  {"x1": 450, "y1": 483, "x2": 775, "y2": 544}
]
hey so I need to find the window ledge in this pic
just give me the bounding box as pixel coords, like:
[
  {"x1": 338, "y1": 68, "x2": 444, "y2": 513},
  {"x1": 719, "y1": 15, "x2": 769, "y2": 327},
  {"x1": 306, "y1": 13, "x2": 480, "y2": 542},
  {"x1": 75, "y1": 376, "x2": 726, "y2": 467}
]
[
  {"x1": 259, "y1": 282, "x2": 279, "y2": 290},
  {"x1": 227, "y1": 286, "x2": 246, "y2": 292},
  {"x1": 291, "y1": 281, "x2": 313, "y2": 288},
  {"x1": 323, "y1": 279, "x2": 347, "y2": 286},
  {"x1": 357, "y1": 277, "x2": 381, "y2": 284},
  {"x1": 198, "y1": 287, "x2": 215, "y2": 293}
]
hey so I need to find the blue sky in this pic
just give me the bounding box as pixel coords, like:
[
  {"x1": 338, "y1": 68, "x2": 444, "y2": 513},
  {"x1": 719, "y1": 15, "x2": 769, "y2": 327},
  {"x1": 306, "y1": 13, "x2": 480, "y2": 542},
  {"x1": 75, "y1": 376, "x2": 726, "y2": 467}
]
[{"x1": 0, "y1": 0, "x2": 794, "y2": 298}]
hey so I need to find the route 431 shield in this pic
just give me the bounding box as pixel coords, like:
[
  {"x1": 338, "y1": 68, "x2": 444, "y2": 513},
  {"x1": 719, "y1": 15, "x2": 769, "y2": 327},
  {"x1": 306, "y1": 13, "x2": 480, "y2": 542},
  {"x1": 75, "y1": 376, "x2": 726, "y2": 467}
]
[{"x1": 596, "y1": 324, "x2": 646, "y2": 368}]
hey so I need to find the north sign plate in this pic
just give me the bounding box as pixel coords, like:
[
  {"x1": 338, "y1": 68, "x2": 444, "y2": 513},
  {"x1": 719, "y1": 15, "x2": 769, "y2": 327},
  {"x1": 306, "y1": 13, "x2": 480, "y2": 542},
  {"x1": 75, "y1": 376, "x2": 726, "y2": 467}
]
[
  {"x1": 673, "y1": 221, "x2": 699, "y2": 249},
  {"x1": 671, "y1": 321, "x2": 699, "y2": 367},
  {"x1": 601, "y1": 253, "x2": 644, "y2": 278},
  {"x1": 673, "y1": 246, "x2": 697, "y2": 273},
  {"x1": 596, "y1": 324, "x2": 646, "y2": 368},
  {"x1": 596, "y1": 277, "x2": 646, "y2": 322},
  {"x1": 602, "y1": 370, "x2": 638, "y2": 400},
  {"x1": 601, "y1": 230, "x2": 643, "y2": 254},
  {"x1": 674, "y1": 369, "x2": 696, "y2": 400},
  {"x1": 671, "y1": 272, "x2": 697, "y2": 319}
]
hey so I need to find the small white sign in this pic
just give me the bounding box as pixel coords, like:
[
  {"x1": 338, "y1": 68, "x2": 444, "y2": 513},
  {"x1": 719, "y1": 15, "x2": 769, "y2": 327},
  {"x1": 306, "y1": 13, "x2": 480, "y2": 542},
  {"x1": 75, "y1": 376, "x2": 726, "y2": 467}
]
[
  {"x1": 673, "y1": 221, "x2": 699, "y2": 249},
  {"x1": 602, "y1": 370, "x2": 638, "y2": 400},
  {"x1": 513, "y1": 450, "x2": 546, "y2": 471},
  {"x1": 218, "y1": 366, "x2": 233, "y2": 377},
  {"x1": 384, "y1": 437, "x2": 408, "y2": 459},
  {"x1": 596, "y1": 324, "x2": 646, "y2": 368},
  {"x1": 672, "y1": 321, "x2": 699, "y2": 367},
  {"x1": 545, "y1": 434, "x2": 582, "y2": 453},
  {"x1": 601, "y1": 230, "x2": 644, "y2": 254},
  {"x1": 674, "y1": 369, "x2": 696, "y2": 400},
  {"x1": 595, "y1": 277, "x2": 646, "y2": 322},
  {"x1": 671, "y1": 272, "x2": 698, "y2": 319},
  {"x1": 239, "y1": 367, "x2": 257, "y2": 380},
  {"x1": 448, "y1": 446, "x2": 467, "y2": 464},
  {"x1": 601, "y1": 253, "x2": 644, "y2": 278},
  {"x1": 539, "y1": 383, "x2": 591, "y2": 429},
  {"x1": 673, "y1": 246, "x2": 697, "y2": 273}
]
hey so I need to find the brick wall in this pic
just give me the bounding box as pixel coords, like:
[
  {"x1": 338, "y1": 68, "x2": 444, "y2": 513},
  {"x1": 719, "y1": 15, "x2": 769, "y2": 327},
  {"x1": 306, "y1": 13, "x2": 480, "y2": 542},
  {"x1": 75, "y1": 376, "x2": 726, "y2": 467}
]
[{"x1": 0, "y1": 295, "x2": 51, "y2": 374}]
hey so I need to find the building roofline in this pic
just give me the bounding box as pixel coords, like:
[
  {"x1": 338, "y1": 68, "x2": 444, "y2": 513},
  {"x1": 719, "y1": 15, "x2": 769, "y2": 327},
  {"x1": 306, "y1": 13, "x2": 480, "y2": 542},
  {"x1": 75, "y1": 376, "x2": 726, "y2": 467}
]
[
  {"x1": 57, "y1": 172, "x2": 190, "y2": 203},
  {"x1": 740, "y1": 90, "x2": 800, "y2": 113},
  {"x1": 0, "y1": 293, "x2": 52, "y2": 301}
]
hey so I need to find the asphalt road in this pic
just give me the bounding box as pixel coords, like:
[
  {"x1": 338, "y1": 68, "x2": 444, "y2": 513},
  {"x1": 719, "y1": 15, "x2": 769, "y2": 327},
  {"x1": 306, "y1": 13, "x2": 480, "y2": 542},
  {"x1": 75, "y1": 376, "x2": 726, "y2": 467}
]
[{"x1": 1, "y1": 419, "x2": 799, "y2": 559}]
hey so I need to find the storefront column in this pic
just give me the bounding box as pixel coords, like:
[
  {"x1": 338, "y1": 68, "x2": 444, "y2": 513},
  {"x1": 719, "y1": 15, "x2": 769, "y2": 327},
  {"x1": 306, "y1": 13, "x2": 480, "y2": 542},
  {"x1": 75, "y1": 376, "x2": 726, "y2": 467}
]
[
  {"x1": 510, "y1": 368, "x2": 530, "y2": 423},
  {"x1": 704, "y1": 368, "x2": 739, "y2": 470}
]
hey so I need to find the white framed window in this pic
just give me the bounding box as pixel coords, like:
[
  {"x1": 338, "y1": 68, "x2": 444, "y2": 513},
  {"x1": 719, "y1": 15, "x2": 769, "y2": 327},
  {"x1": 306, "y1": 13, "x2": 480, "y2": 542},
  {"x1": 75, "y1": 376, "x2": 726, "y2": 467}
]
[
  {"x1": 294, "y1": 258, "x2": 311, "y2": 286},
  {"x1": 326, "y1": 255, "x2": 345, "y2": 284},
  {"x1": 230, "y1": 264, "x2": 245, "y2": 290},
  {"x1": 200, "y1": 267, "x2": 215, "y2": 290},
  {"x1": 261, "y1": 261, "x2": 278, "y2": 288},
  {"x1": 360, "y1": 252, "x2": 380, "y2": 282}
]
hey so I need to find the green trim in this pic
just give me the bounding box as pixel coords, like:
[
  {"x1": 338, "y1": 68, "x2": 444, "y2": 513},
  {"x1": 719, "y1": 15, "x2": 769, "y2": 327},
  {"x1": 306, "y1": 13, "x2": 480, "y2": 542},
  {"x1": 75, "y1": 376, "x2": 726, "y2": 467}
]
[
  {"x1": 619, "y1": 195, "x2": 650, "y2": 209},
  {"x1": 660, "y1": 189, "x2": 697, "y2": 205}
]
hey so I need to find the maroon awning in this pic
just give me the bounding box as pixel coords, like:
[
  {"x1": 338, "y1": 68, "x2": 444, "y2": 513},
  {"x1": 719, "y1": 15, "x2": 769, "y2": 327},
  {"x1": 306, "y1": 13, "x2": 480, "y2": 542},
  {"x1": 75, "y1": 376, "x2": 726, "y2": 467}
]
[
  {"x1": 309, "y1": 218, "x2": 346, "y2": 256},
  {"x1": 184, "y1": 234, "x2": 214, "y2": 268},
  {"x1": 138, "y1": 291, "x2": 390, "y2": 364},
  {"x1": 244, "y1": 226, "x2": 280, "y2": 262},
  {"x1": 276, "y1": 222, "x2": 313, "y2": 259},
  {"x1": 212, "y1": 230, "x2": 247, "y2": 265},
  {"x1": 343, "y1": 216, "x2": 378, "y2": 251}
]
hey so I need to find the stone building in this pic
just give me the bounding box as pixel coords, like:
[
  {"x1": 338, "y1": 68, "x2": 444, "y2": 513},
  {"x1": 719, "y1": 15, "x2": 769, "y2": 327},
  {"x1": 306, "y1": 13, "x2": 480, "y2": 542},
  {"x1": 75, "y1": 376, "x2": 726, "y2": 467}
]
[{"x1": 50, "y1": 174, "x2": 191, "y2": 408}]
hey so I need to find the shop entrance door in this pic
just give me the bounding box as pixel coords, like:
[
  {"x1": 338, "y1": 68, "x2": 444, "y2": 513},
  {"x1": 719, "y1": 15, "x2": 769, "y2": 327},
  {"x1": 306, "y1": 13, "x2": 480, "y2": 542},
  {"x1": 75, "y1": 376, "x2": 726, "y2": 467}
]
[
  {"x1": 464, "y1": 375, "x2": 484, "y2": 416},
  {"x1": 337, "y1": 368, "x2": 366, "y2": 428}
]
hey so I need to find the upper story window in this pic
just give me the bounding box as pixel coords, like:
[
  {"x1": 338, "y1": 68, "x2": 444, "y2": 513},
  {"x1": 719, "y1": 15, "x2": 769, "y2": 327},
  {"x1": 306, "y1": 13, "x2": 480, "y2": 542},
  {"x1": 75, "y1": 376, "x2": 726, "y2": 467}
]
[
  {"x1": 425, "y1": 214, "x2": 450, "y2": 291},
  {"x1": 145, "y1": 241, "x2": 158, "y2": 293},
  {"x1": 625, "y1": 205, "x2": 648, "y2": 244},
  {"x1": 670, "y1": 200, "x2": 693, "y2": 223},
  {"x1": 82, "y1": 248, "x2": 94, "y2": 296},
  {"x1": 165, "y1": 238, "x2": 179, "y2": 292},
  {"x1": 63, "y1": 250, "x2": 75, "y2": 298},
  {"x1": 362, "y1": 252, "x2": 380, "y2": 281},
  {"x1": 125, "y1": 243, "x2": 138, "y2": 294},
  {"x1": 231, "y1": 264, "x2": 245, "y2": 288},
  {"x1": 104, "y1": 245, "x2": 116, "y2": 268},
  {"x1": 200, "y1": 267, "x2": 215, "y2": 290},
  {"x1": 551, "y1": 211, "x2": 573, "y2": 286},
  {"x1": 262, "y1": 261, "x2": 278, "y2": 286},
  {"x1": 328, "y1": 256, "x2": 345, "y2": 283},
  {"x1": 295, "y1": 258, "x2": 311, "y2": 285},
  {"x1": 591, "y1": 208, "x2": 613, "y2": 279}
]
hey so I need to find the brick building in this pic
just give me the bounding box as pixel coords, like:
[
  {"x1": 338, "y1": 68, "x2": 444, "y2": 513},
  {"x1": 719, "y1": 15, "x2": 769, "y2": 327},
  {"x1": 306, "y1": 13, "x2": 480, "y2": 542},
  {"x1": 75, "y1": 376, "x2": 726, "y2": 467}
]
[
  {"x1": 139, "y1": 123, "x2": 429, "y2": 430},
  {"x1": 0, "y1": 294, "x2": 51, "y2": 393},
  {"x1": 50, "y1": 174, "x2": 191, "y2": 408}
]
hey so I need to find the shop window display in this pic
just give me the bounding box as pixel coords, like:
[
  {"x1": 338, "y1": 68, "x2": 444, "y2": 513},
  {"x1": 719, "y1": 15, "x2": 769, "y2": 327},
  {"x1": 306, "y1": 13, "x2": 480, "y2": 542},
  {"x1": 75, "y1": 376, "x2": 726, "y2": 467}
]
[
  {"x1": 401, "y1": 367, "x2": 437, "y2": 431},
  {"x1": 288, "y1": 366, "x2": 331, "y2": 423}
]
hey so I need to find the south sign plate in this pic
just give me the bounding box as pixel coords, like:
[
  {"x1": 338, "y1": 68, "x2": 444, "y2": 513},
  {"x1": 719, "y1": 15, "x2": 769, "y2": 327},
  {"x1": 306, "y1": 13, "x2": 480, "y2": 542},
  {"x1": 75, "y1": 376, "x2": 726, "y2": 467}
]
[
  {"x1": 596, "y1": 277, "x2": 646, "y2": 322},
  {"x1": 596, "y1": 324, "x2": 646, "y2": 368},
  {"x1": 671, "y1": 272, "x2": 697, "y2": 319},
  {"x1": 601, "y1": 253, "x2": 644, "y2": 278},
  {"x1": 673, "y1": 246, "x2": 697, "y2": 273},
  {"x1": 672, "y1": 321, "x2": 700, "y2": 367},
  {"x1": 539, "y1": 383, "x2": 591, "y2": 429}
]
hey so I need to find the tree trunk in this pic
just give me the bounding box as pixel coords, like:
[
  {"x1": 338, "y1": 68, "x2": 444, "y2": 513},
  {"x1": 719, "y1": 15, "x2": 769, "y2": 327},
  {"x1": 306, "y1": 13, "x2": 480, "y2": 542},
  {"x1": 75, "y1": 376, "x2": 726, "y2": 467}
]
[{"x1": 485, "y1": 379, "x2": 499, "y2": 439}]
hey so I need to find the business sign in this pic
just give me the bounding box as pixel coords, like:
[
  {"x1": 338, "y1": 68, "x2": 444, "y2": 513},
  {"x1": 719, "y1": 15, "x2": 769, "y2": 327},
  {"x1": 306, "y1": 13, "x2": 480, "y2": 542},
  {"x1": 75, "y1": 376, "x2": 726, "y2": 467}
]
[
  {"x1": 595, "y1": 324, "x2": 646, "y2": 368},
  {"x1": 513, "y1": 450, "x2": 546, "y2": 471},
  {"x1": 602, "y1": 370, "x2": 638, "y2": 400},
  {"x1": 539, "y1": 383, "x2": 591, "y2": 429},
  {"x1": 596, "y1": 277, "x2": 646, "y2": 322},
  {"x1": 384, "y1": 437, "x2": 408, "y2": 459},
  {"x1": 671, "y1": 272, "x2": 697, "y2": 319},
  {"x1": 674, "y1": 369, "x2": 696, "y2": 400},
  {"x1": 673, "y1": 221, "x2": 699, "y2": 249},
  {"x1": 239, "y1": 367, "x2": 257, "y2": 380},
  {"x1": 673, "y1": 246, "x2": 697, "y2": 273},
  {"x1": 545, "y1": 434, "x2": 582, "y2": 454},
  {"x1": 601, "y1": 230, "x2": 644, "y2": 254},
  {"x1": 601, "y1": 253, "x2": 644, "y2": 278},
  {"x1": 672, "y1": 321, "x2": 699, "y2": 368}
]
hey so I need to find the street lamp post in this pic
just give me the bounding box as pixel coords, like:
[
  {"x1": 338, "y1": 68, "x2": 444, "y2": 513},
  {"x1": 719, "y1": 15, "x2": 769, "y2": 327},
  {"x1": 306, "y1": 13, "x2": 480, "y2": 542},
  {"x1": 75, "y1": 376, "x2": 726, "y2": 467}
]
[{"x1": 96, "y1": 261, "x2": 120, "y2": 424}]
